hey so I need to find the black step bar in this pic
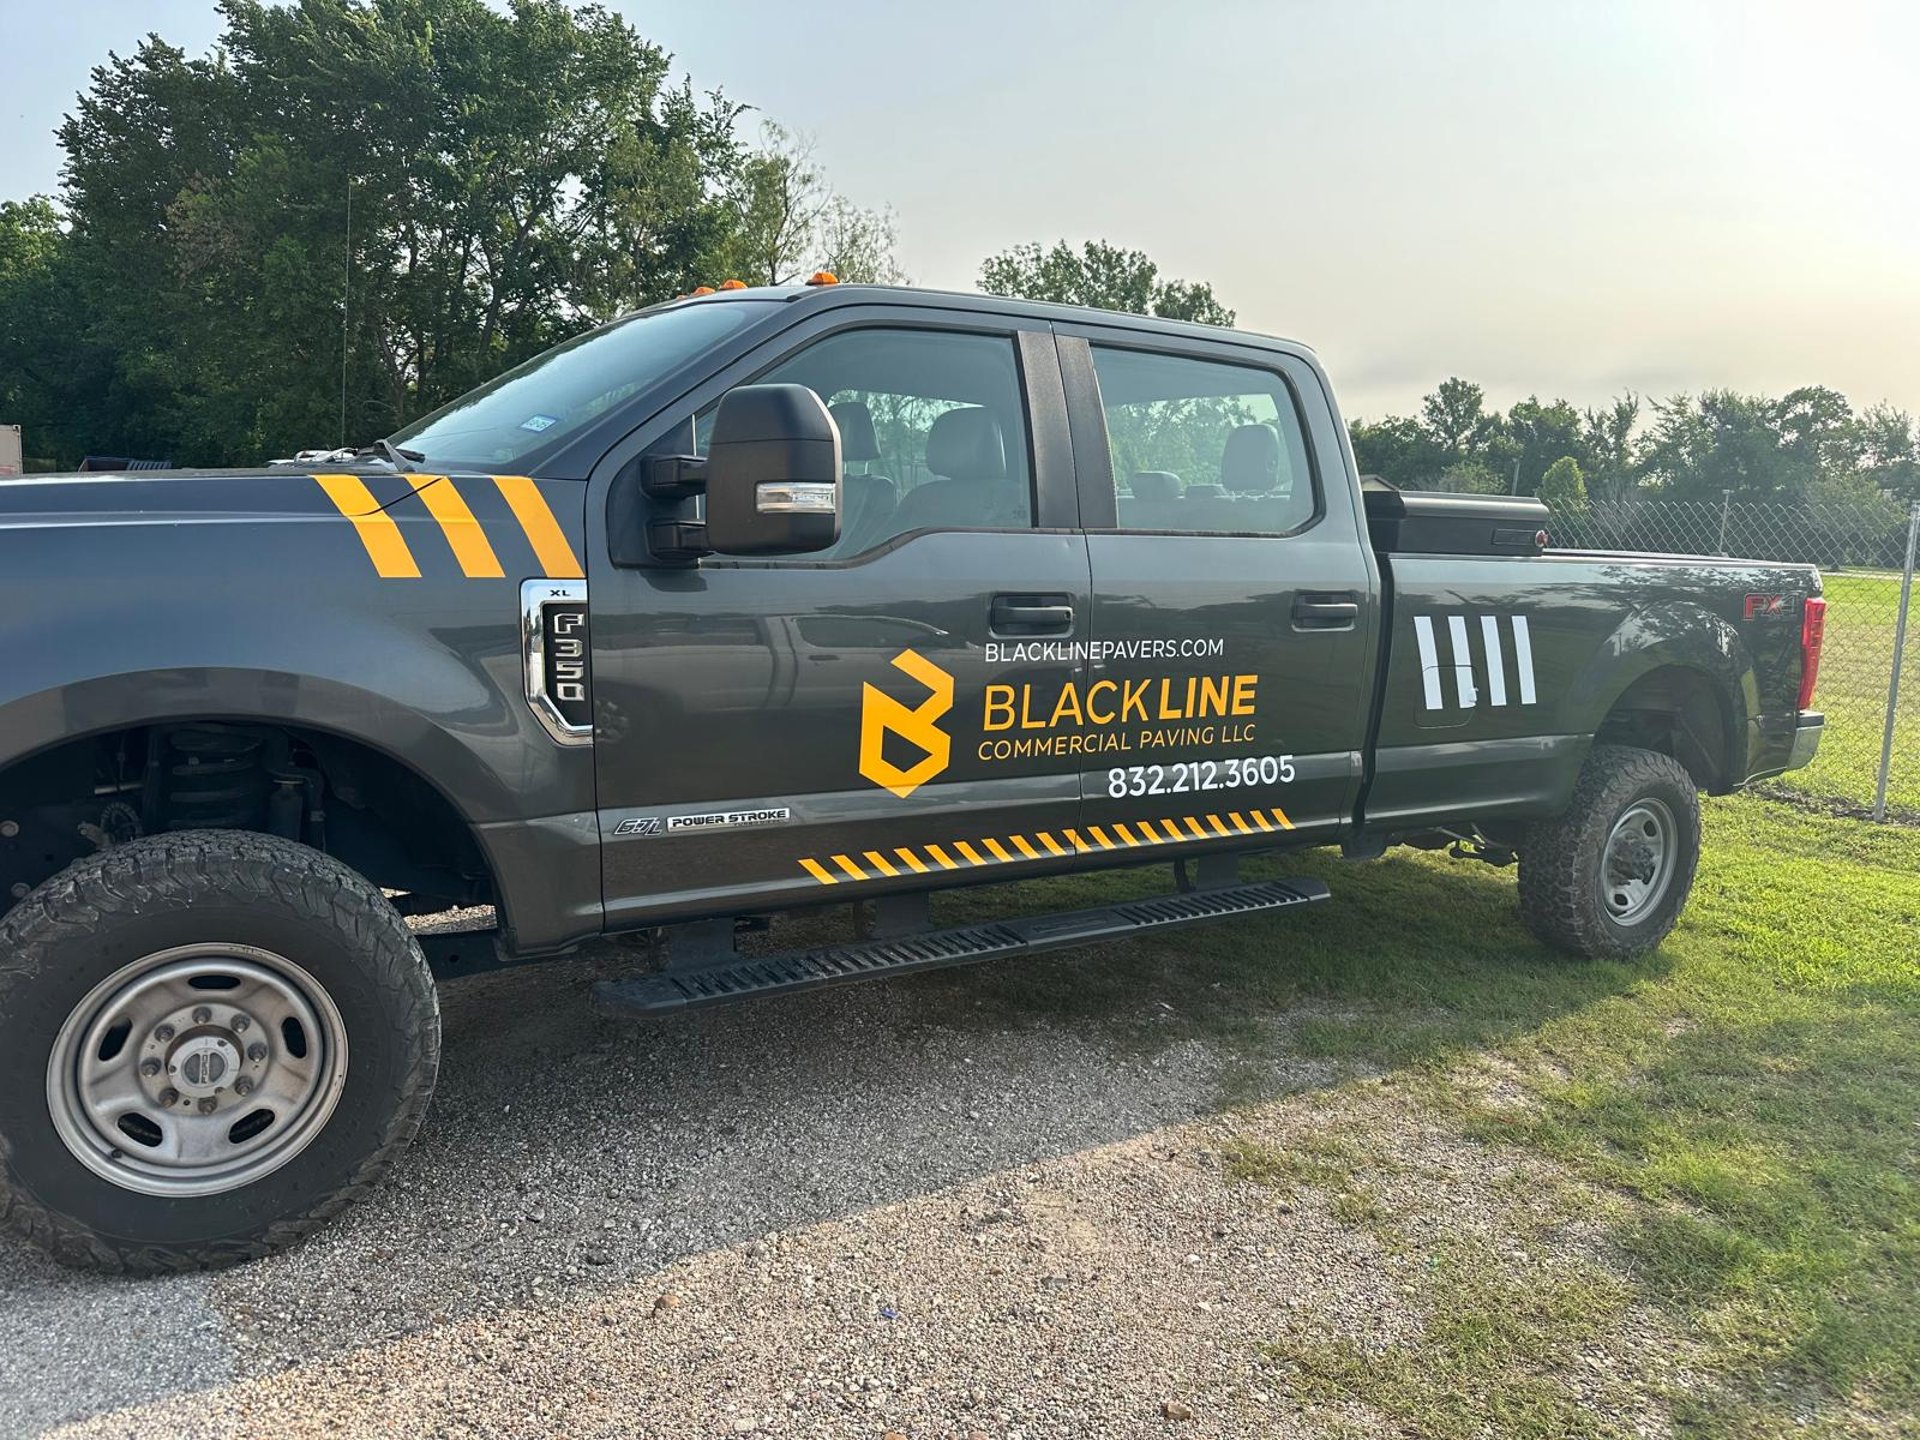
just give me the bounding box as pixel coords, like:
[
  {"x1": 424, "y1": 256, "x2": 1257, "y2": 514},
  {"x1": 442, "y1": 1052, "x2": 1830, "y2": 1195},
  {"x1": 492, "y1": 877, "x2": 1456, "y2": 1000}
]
[{"x1": 591, "y1": 877, "x2": 1330, "y2": 1016}]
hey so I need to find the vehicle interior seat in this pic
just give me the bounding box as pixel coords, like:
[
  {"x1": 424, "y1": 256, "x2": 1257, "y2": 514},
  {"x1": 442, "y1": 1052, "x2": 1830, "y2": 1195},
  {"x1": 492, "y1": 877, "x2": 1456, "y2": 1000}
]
[
  {"x1": 1184, "y1": 423, "x2": 1294, "y2": 531},
  {"x1": 892, "y1": 407, "x2": 1028, "y2": 532},
  {"x1": 828, "y1": 400, "x2": 897, "y2": 550},
  {"x1": 1118, "y1": 470, "x2": 1184, "y2": 529}
]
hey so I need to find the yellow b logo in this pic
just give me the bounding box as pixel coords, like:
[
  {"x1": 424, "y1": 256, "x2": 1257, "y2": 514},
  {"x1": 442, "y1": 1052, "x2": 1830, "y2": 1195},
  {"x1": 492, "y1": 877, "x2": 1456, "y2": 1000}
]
[{"x1": 859, "y1": 650, "x2": 954, "y2": 798}]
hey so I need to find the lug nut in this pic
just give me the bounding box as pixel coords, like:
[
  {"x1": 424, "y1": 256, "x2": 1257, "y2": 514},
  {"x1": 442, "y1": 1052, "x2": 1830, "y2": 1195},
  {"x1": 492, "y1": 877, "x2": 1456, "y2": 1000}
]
[
  {"x1": 234, "y1": 1077, "x2": 254, "y2": 1097},
  {"x1": 231, "y1": 1015, "x2": 250, "y2": 1033},
  {"x1": 158, "y1": 1088, "x2": 179, "y2": 1107},
  {"x1": 140, "y1": 1058, "x2": 161, "y2": 1078},
  {"x1": 0, "y1": 819, "x2": 19, "y2": 838},
  {"x1": 192, "y1": 1006, "x2": 212, "y2": 1024},
  {"x1": 247, "y1": 1042, "x2": 268, "y2": 1063},
  {"x1": 197, "y1": 1097, "x2": 217, "y2": 1115},
  {"x1": 154, "y1": 1024, "x2": 175, "y2": 1043}
]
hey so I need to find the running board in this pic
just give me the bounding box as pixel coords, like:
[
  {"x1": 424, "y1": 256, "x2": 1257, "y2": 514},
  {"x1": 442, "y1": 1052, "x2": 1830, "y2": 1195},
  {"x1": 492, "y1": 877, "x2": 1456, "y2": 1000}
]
[{"x1": 590, "y1": 877, "x2": 1330, "y2": 1016}]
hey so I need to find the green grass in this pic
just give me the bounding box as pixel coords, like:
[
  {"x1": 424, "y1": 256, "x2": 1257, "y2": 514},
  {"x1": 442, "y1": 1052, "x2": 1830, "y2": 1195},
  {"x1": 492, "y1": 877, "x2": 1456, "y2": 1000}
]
[
  {"x1": 1774, "y1": 571, "x2": 1920, "y2": 816},
  {"x1": 909, "y1": 794, "x2": 1920, "y2": 1435}
]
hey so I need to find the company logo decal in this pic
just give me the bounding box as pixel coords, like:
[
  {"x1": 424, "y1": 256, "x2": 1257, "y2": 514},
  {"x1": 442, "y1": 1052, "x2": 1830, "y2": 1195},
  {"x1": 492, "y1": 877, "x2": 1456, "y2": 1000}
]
[{"x1": 859, "y1": 650, "x2": 954, "y2": 798}]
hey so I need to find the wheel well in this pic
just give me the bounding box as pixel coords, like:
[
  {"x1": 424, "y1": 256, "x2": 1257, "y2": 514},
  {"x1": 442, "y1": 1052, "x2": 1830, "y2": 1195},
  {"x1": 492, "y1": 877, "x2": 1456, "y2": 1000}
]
[
  {"x1": 1593, "y1": 667, "x2": 1734, "y2": 793},
  {"x1": 0, "y1": 721, "x2": 496, "y2": 913}
]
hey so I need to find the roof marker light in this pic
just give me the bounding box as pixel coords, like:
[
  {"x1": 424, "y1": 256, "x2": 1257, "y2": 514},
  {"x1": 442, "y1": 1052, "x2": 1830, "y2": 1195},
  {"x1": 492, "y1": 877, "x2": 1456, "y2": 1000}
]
[
  {"x1": 718, "y1": 278, "x2": 747, "y2": 291},
  {"x1": 806, "y1": 271, "x2": 839, "y2": 286},
  {"x1": 690, "y1": 285, "x2": 716, "y2": 296}
]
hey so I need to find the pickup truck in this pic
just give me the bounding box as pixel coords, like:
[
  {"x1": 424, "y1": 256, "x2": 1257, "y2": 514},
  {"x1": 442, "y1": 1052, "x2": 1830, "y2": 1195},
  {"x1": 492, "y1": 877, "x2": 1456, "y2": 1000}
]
[{"x1": 0, "y1": 281, "x2": 1825, "y2": 1271}]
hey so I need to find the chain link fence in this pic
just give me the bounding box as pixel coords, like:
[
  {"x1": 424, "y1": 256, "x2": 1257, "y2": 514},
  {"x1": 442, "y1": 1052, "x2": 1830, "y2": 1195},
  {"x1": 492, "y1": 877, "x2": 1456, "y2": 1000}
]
[{"x1": 1545, "y1": 496, "x2": 1920, "y2": 823}]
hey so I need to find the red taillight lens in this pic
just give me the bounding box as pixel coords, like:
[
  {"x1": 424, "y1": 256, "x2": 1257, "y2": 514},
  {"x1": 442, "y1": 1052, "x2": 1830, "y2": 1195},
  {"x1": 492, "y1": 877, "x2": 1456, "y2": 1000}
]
[{"x1": 1798, "y1": 596, "x2": 1826, "y2": 710}]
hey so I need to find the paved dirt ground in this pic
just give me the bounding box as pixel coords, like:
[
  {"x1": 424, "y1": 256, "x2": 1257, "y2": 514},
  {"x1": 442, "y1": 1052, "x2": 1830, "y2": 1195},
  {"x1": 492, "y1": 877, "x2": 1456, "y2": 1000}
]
[{"x1": 0, "y1": 931, "x2": 1677, "y2": 1439}]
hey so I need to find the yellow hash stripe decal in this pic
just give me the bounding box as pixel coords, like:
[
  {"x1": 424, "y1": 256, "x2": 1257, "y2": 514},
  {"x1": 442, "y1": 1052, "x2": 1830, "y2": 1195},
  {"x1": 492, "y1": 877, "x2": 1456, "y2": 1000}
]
[
  {"x1": 863, "y1": 850, "x2": 899, "y2": 877},
  {"x1": 494, "y1": 475, "x2": 586, "y2": 579},
  {"x1": 799, "y1": 857, "x2": 837, "y2": 885},
  {"x1": 1065, "y1": 829, "x2": 1089, "y2": 852},
  {"x1": 1249, "y1": 811, "x2": 1274, "y2": 832},
  {"x1": 314, "y1": 474, "x2": 420, "y2": 578},
  {"x1": 1010, "y1": 834, "x2": 1040, "y2": 860},
  {"x1": 1205, "y1": 814, "x2": 1229, "y2": 836},
  {"x1": 832, "y1": 854, "x2": 867, "y2": 881},
  {"x1": 1038, "y1": 832, "x2": 1066, "y2": 857},
  {"x1": 1161, "y1": 818, "x2": 1184, "y2": 842},
  {"x1": 926, "y1": 844, "x2": 959, "y2": 869},
  {"x1": 1228, "y1": 812, "x2": 1251, "y2": 833},
  {"x1": 955, "y1": 840, "x2": 987, "y2": 866},
  {"x1": 408, "y1": 476, "x2": 504, "y2": 578},
  {"x1": 984, "y1": 837, "x2": 1015, "y2": 863},
  {"x1": 1184, "y1": 816, "x2": 1209, "y2": 838},
  {"x1": 895, "y1": 847, "x2": 928, "y2": 873},
  {"x1": 1269, "y1": 807, "x2": 1295, "y2": 830},
  {"x1": 1092, "y1": 825, "x2": 1119, "y2": 849},
  {"x1": 1109, "y1": 821, "x2": 1137, "y2": 846}
]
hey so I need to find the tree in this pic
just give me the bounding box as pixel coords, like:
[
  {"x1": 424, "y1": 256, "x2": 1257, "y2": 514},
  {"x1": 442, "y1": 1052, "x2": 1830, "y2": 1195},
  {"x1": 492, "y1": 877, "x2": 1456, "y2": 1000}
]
[
  {"x1": 6, "y1": 0, "x2": 895, "y2": 467},
  {"x1": 1581, "y1": 394, "x2": 1642, "y2": 505},
  {"x1": 978, "y1": 239, "x2": 1233, "y2": 325},
  {"x1": 722, "y1": 124, "x2": 904, "y2": 287},
  {"x1": 1538, "y1": 455, "x2": 1588, "y2": 510}
]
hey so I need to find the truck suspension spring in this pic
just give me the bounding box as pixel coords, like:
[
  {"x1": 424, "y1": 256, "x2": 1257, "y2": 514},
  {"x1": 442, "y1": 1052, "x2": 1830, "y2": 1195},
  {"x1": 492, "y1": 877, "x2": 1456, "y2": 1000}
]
[{"x1": 158, "y1": 726, "x2": 267, "y2": 830}]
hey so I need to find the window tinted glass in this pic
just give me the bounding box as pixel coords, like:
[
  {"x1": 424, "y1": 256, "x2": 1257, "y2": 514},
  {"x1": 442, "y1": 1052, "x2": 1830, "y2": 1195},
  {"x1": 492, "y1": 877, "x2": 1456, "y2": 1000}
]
[
  {"x1": 704, "y1": 328, "x2": 1034, "y2": 558},
  {"x1": 1092, "y1": 347, "x2": 1315, "y2": 535},
  {"x1": 393, "y1": 300, "x2": 772, "y2": 470}
]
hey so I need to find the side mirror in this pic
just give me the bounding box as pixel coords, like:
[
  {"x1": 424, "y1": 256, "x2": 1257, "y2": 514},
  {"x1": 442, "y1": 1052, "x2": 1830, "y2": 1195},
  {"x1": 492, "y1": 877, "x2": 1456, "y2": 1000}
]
[{"x1": 704, "y1": 384, "x2": 841, "y2": 556}]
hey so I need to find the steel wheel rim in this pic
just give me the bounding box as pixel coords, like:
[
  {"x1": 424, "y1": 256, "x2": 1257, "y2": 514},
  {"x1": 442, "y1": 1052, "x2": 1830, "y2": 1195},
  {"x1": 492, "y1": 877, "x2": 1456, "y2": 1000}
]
[
  {"x1": 1601, "y1": 799, "x2": 1676, "y2": 925},
  {"x1": 46, "y1": 944, "x2": 349, "y2": 1198}
]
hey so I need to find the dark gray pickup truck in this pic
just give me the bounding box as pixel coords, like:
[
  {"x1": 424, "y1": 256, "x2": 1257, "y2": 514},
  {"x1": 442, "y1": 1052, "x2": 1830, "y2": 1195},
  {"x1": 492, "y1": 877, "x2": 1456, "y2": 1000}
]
[{"x1": 0, "y1": 282, "x2": 1825, "y2": 1270}]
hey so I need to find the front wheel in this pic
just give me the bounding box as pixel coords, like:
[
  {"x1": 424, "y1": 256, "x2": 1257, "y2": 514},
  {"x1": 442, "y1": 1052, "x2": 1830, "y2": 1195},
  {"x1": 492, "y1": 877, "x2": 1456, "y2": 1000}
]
[
  {"x1": 0, "y1": 831, "x2": 439, "y2": 1272},
  {"x1": 1518, "y1": 744, "x2": 1702, "y2": 959}
]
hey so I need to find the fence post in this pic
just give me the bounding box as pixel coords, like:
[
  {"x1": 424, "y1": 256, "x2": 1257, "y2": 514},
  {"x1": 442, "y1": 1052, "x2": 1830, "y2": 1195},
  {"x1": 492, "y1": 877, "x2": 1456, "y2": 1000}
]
[
  {"x1": 1717, "y1": 489, "x2": 1732, "y2": 555},
  {"x1": 1872, "y1": 499, "x2": 1920, "y2": 822}
]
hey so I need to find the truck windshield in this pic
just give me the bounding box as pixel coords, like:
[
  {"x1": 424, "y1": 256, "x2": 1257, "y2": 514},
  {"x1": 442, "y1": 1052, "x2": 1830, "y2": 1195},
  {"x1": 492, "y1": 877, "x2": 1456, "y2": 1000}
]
[{"x1": 391, "y1": 300, "x2": 773, "y2": 470}]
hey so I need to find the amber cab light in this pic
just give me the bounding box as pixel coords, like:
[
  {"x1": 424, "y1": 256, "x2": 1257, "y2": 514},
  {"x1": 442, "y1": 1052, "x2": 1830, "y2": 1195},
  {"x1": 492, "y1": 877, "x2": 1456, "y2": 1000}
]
[
  {"x1": 718, "y1": 279, "x2": 747, "y2": 290},
  {"x1": 1798, "y1": 596, "x2": 1826, "y2": 710},
  {"x1": 806, "y1": 271, "x2": 839, "y2": 286}
]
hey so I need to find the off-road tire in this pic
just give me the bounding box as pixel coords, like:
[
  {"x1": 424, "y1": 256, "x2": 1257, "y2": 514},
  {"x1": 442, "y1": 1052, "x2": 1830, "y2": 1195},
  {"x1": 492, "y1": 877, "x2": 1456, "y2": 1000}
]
[
  {"x1": 1518, "y1": 744, "x2": 1702, "y2": 959},
  {"x1": 0, "y1": 830, "x2": 439, "y2": 1273}
]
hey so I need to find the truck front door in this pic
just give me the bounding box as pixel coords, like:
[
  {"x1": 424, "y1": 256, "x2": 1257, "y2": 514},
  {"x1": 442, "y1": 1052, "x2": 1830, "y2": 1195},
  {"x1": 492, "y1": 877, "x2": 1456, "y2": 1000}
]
[
  {"x1": 585, "y1": 313, "x2": 1089, "y2": 930},
  {"x1": 1055, "y1": 332, "x2": 1378, "y2": 856}
]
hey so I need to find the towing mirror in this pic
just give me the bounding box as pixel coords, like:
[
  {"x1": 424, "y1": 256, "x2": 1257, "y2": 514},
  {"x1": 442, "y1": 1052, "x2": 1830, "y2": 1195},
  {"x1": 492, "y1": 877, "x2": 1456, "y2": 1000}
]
[{"x1": 703, "y1": 384, "x2": 841, "y2": 556}]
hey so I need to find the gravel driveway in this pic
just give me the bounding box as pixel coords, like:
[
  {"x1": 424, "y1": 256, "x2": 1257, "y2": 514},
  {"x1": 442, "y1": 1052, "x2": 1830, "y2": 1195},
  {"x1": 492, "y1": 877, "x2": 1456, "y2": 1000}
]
[{"x1": 0, "y1": 928, "x2": 1671, "y2": 1439}]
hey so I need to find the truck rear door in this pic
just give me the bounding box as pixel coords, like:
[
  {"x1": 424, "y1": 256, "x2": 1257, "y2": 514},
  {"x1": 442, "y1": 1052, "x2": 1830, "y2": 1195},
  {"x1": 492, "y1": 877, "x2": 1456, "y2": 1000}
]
[{"x1": 1054, "y1": 329, "x2": 1379, "y2": 853}]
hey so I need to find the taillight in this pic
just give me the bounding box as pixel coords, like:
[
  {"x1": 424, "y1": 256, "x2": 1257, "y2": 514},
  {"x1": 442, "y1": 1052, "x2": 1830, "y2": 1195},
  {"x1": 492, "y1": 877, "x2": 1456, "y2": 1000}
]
[{"x1": 1798, "y1": 596, "x2": 1826, "y2": 710}]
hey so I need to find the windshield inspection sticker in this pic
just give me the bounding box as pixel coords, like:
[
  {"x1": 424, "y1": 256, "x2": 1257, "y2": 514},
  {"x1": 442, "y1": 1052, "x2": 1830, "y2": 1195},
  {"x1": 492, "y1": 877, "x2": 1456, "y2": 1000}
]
[{"x1": 518, "y1": 413, "x2": 560, "y2": 433}]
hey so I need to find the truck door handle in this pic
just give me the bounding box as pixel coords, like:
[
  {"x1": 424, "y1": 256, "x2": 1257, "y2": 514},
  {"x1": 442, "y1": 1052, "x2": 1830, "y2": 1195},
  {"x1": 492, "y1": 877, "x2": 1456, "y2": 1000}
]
[
  {"x1": 1293, "y1": 593, "x2": 1360, "y2": 631},
  {"x1": 990, "y1": 593, "x2": 1075, "y2": 639}
]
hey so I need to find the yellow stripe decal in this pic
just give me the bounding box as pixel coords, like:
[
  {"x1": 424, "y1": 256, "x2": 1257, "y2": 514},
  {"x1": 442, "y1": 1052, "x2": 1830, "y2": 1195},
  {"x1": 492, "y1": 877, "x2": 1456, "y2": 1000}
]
[
  {"x1": 799, "y1": 857, "x2": 837, "y2": 885},
  {"x1": 1228, "y1": 812, "x2": 1251, "y2": 833},
  {"x1": 1010, "y1": 834, "x2": 1040, "y2": 860},
  {"x1": 863, "y1": 850, "x2": 899, "y2": 877},
  {"x1": 1249, "y1": 810, "x2": 1274, "y2": 832},
  {"x1": 1270, "y1": 806, "x2": 1295, "y2": 830},
  {"x1": 894, "y1": 847, "x2": 928, "y2": 873},
  {"x1": 1185, "y1": 816, "x2": 1209, "y2": 839},
  {"x1": 926, "y1": 844, "x2": 959, "y2": 870},
  {"x1": 1065, "y1": 829, "x2": 1089, "y2": 853},
  {"x1": 983, "y1": 837, "x2": 1015, "y2": 863},
  {"x1": 1205, "y1": 814, "x2": 1229, "y2": 836},
  {"x1": 1109, "y1": 821, "x2": 1137, "y2": 846},
  {"x1": 408, "y1": 475, "x2": 504, "y2": 579},
  {"x1": 1087, "y1": 826, "x2": 1115, "y2": 849},
  {"x1": 314, "y1": 474, "x2": 421, "y2": 578},
  {"x1": 954, "y1": 840, "x2": 987, "y2": 866},
  {"x1": 1161, "y1": 818, "x2": 1185, "y2": 842},
  {"x1": 1038, "y1": 832, "x2": 1066, "y2": 857},
  {"x1": 832, "y1": 854, "x2": 867, "y2": 881},
  {"x1": 494, "y1": 475, "x2": 585, "y2": 579}
]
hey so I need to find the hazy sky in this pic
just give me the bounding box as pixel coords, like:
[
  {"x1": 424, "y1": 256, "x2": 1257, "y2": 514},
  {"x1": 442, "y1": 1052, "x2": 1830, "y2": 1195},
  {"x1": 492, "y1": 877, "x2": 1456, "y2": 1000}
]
[{"x1": 3, "y1": 0, "x2": 1915, "y2": 420}]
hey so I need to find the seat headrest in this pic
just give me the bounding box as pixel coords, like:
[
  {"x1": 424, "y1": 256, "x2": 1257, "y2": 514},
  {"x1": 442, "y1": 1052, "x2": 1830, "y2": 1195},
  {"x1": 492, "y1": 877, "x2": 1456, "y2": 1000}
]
[
  {"x1": 1221, "y1": 423, "x2": 1283, "y2": 493},
  {"x1": 925, "y1": 407, "x2": 1006, "y2": 480},
  {"x1": 1127, "y1": 471, "x2": 1180, "y2": 502},
  {"x1": 829, "y1": 400, "x2": 881, "y2": 463}
]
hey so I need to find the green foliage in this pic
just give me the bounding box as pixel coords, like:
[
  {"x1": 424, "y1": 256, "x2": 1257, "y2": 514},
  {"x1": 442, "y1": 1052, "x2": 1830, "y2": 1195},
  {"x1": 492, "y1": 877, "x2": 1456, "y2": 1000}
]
[
  {"x1": 1538, "y1": 454, "x2": 1587, "y2": 509},
  {"x1": 978, "y1": 238, "x2": 1234, "y2": 326},
  {"x1": 1351, "y1": 375, "x2": 1918, "y2": 506},
  {"x1": 0, "y1": 0, "x2": 897, "y2": 468}
]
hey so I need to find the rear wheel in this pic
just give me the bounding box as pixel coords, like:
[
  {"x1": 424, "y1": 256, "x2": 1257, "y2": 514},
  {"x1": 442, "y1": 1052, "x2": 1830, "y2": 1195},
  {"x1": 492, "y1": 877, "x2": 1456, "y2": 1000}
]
[
  {"x1": 0, "y1": 830, "x2": 438, "y2": 1272},
  {"x1": 1518, "y1": 744, "x2": 1701, "y2": 959}
]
